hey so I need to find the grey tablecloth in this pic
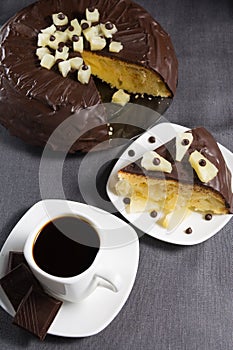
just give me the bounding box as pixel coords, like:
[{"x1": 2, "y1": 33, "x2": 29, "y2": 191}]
[{"x1": 0, "y1": 0, "x2": 233, "y2": 349}]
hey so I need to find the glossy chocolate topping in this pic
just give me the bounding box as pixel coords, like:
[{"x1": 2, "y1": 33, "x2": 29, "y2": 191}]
[
  {"x1": 121, "y1": 127, "x2": 233, "y2": 213},
  {"x1": 0, "y1": 0, "x2": 178, "y2": 152}
]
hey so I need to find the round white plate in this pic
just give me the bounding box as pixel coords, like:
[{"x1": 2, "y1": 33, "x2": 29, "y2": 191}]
[
  {"x1": 107, "y1": 123, "x2": 233, "y2": 245},
  {"x1": 0, "y1": 200, "x2": 139, "y2": 337}
]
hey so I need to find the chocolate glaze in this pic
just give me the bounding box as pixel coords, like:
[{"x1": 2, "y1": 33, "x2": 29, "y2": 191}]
[
  {"x1": 0, "y1": 0, "x2": 178, "y2": 152},
  {"x1": 121, "y1": 127, "x2": 233, "y2": 213}
]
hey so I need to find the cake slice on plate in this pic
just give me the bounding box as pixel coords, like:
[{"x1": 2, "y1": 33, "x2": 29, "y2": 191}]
[{"x1": 116, "y1": 127, "x2": 233, "y2": 224}]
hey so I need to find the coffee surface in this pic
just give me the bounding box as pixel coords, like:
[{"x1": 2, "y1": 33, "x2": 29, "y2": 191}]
[{"x1": 33, "y1": 216, "x2": 100, "y2": 278}]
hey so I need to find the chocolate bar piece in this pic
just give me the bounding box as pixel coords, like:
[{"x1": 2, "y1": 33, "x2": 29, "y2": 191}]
[
  {"x1": 13, "y1": 286, "x2": 62, "y2": 340},
  {"x1": 0, "y1": 263, "x2": 42, "y2": 311},
  {"x1": 7, "y1": 251, "x2": 27, "y2": 272}
]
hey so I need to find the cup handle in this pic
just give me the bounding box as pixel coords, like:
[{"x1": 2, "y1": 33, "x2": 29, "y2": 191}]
[{"x1": 93, "y1": 266, "x2": 121, "y2": 293}]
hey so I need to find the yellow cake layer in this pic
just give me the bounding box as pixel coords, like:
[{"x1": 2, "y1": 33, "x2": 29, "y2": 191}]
[
  {"x1": 117, "y1": 171, "x2": 228, "y2": 215},
  {"x1": 82, "y1": 51, "x2": 171, "y2": 97}
]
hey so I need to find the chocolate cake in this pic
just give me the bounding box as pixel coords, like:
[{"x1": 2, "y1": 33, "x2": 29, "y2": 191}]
[
  {"x1": 0, "y1": 0, "x2": 178, "y2": 152},
  {"x1": 116, "y1": 127, "x2": 233, "y2": 217}
]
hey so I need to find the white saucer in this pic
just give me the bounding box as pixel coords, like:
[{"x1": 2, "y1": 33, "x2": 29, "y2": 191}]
[
  {"x1": 107, "y1": 123, "x2": 233, "y2": 245},
  {"x1": 0, "y1": 200, "x2": 139, "y2": 337}
]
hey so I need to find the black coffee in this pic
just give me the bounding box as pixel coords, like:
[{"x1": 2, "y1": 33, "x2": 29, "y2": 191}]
[{"x1": 33, "y1": 216, "x2": 100, "y2": 278}]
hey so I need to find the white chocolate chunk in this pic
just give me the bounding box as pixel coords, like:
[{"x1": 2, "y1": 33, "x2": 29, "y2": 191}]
[
  {"x1": 65, "y1": 20, "x2": 82, "y2": 40},
  {"x1": 100, "y1": 22, "x2": 117, "y2": 38},
  {"x1": 69, "y1": 57, "x2": 83, "y2": 70},
  {"x1": 86, "y1": 8, "x2": 100, "y2": 22},
  {"x1": 47, "y1": 31, "x2": 68, "y2": 50},
  {"x1": 70, "y1": 19, "x2": 82, "y2": 35},
  {"x1": 36, "y1": 47, "x2": 51, "y2": 60},
  {"x1": 141, "y1": 151, "x2": 172, "y2": 173},
  {"x1": 65, "y1": 28, "x2": 80, "y2": 40},
  {"x1": 83, "y1": 25, "x2": 101, "y2": 41},
  {"x1": 78, "y1": 65, "x2": 91, "y2": 84},
  {"x1": 90, "y1": 36, "x2": 106, "y2": 51},
  {"x1": 112, "y1": 89, "x2": 130, "y2": 106},
  {"x1": 73, "y1": 36, "x2": 84, "y2": 53},
  {"x1": 189, "y1": 150, "x2": 218, "y2": 183},
  {"x1": 41, "y1": 24, "x2": 56, "y2": 35},
  {"x1": 40, "y1": 54, "x2": 55, "y2": 70},
  {"x1": 109, "y1": 41, "x2": 123, "y2": 53},
  {"x1": 47, "y1": 39, "x2": 59, "y2": 50},
  {"x1": 55, "y1": 46, "x2": 69, "y2": 61},
  {"x1": 58, "y1": 60, "x2": 71, "y2": 77},
  {"x1": 52, "y1": 13, "x2": 69, "y2": 26},
  {"x1": 56, "y1": 31, "x2": 68, "y2": 42},
  {"x1": 65, "y1": 27, "x2": 74, "y2": 41},
  {"x1": 37, "y1": 33, "x2": 50, "y2": 47},
  {"x1": 175, "y1": 132, "x2": 194, "y2": 161}
]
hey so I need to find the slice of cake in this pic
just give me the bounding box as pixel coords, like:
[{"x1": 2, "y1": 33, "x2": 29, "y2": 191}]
[
  {"x1": 116, "y1": 127, "x2": 233, "y2": 219},
  {"x1": 0, "y1": 0, "x2": 178, "y2": 152}
]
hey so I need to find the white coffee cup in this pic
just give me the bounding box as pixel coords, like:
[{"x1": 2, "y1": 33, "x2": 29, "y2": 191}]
[{"x1": 24, "y1": 214, "x2": 121, "y2": 303}]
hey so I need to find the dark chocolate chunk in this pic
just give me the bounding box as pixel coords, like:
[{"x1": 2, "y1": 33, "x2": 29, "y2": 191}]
[
  {"x1": 58, "y1": 42, "x2": 65, "y2": 48},
  {"x1": 57, "y1": 47, "x2": 63, "y2": 53},
  {"x1": 153, "y1": 157, "x2": 161, "y2": 166},
  {"x1": 205, "y1": 213, "x2": 212, "y2": 221},
  {"x1": 68, "y1": 25, "x2": 74, "y2": 31},
  {"x1": 199, "y1": 159, "x2": 206, "y2": 167},
  {"x1": 0, "y1": 263, "x2": 42, "y2": 311},
  {"x1": 128, "y1": 150, "x2": 135, "y2": 157},
  {"x1": 150, "y1": 210, "x2": 158, "y2": 218},
  {"x1": 123, "y1": 197, "x2": 131, "y2": 205},
  {"x1": 181, "y1": 139, "x2": 190, "y2": 146},
  {"x1": 82, "y1": 64, "x2": 89, "y2": 70},
  {"x1": 66, "y1": 39, "x2": 73, "y2": 48},
  {"x1": 7, "y1": 251, "x2": 27, "y2": 272},
  {"x1": 148, "y1": 136, "x2": 156, "y2": 143},
  {"x1": 58, "y1": 13, "x2": 65, "y2": 20},
  {"x1": 81, "y1": 22, "x2": 89, "y2": 30},
  {"x1": 72, "y1": 35, "x2": 79, "y2": 42},
  {"x1": 13, "y1": 286, "x2": 62, "y2": 341},
  {"x1": 105, "y1": 22, "x2": 113, "y2": 30},
  {"x1": 49, "y1": 35, "x2": 55, "y2": 42},
  {"x1": 185, "y1": 227, "x2": 192, "y2": 234},
  {"x1": 88, "y1": 7, "x2": 95, "y2": 12}
]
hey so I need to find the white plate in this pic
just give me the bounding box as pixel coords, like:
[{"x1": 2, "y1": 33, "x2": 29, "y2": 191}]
[
  {"x1": 0, "y1": 200, "x2": 139, "y2": 337},
  {"x1": 107, "y1": 123, "x2": 233, "y2": 245}
]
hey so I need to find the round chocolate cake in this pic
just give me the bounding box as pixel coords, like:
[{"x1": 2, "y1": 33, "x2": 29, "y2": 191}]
[{"x1": 0, "y1": 0, "x2": 178, "y2": 152}]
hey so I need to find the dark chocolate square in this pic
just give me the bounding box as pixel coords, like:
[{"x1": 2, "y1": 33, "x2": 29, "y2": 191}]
[
  {"x1": 0, "y1": 263, "x2": 42, "y2": 311},
  {"x1": 13, "y1": 286, "x2": 62, "y2": 340},
  {"x1": 7, "y1": 251, "x2": 27, "y2": 272}
]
